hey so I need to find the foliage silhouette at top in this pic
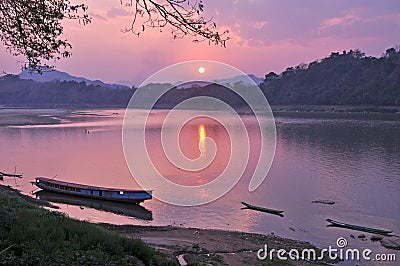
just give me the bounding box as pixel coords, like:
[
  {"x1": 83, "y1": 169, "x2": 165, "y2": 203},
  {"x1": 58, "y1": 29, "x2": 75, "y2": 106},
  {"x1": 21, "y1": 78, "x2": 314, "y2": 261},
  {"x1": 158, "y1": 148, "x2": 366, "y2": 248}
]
[
  {"x1": 0, "y1": 0, "x2": 227, "y2": 71},
  {"x1": 0, "y1": 0, "x2": 90, "y2": 71}
]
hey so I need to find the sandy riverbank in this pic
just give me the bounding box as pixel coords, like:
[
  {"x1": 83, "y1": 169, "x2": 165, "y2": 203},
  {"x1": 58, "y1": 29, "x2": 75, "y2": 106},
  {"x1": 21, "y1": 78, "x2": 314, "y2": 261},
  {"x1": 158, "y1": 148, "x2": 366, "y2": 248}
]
[
  {"x1": 1, "y1": 105, "x2": 400, "y2": 127},
  {"x1": 0, "y1": 108, "x2": 117, "y2": 126},
  {"x1": 0, "y1": 108, "x2": 65, "y2": 126},
  {"x1": 102, "y1": 224, "x2": 339, "y2": 265}
]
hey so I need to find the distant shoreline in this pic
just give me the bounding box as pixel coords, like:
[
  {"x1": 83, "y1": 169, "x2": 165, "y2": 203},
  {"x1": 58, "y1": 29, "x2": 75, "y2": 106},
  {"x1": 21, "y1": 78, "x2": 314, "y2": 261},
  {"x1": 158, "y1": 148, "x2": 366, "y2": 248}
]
[
  {"x1": 271, "y1": 104, "x2": 400, "y2": 114},
  {"x1": 1, "y1": 106, "x2": 400, "y2": 128},
  {"x1": 0, "y1": 108, "x2": 115, "y2": 127},
  {"x1": 271, "y1": 105, "x2": 400, "y2": 121},
  {"x1": 2, "y1": 104, "x2": 400, "y2": 112}
]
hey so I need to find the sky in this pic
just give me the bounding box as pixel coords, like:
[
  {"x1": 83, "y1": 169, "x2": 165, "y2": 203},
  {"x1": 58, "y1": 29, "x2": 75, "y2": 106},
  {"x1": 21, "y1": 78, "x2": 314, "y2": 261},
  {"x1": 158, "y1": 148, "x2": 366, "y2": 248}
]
[{"x1": 1, "y1": 0, "x2": 399, "y2": 85}]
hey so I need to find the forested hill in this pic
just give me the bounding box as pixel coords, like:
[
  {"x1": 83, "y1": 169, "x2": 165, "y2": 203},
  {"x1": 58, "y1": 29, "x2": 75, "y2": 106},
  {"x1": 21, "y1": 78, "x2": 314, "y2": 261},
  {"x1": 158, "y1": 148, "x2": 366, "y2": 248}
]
[
  {"x1": 260, "y1": 47, "x2": 400, "y2": 106},
  {"x1": 0, "y1": 75, "x2": 133, "y2": 107}
]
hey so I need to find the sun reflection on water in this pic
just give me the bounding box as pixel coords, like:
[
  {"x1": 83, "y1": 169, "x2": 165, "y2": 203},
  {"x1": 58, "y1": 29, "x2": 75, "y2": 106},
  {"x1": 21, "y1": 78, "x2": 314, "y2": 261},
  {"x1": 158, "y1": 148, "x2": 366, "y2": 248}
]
[{"x1": 198, "y1": 124, "x2": 206, "y2": 155}]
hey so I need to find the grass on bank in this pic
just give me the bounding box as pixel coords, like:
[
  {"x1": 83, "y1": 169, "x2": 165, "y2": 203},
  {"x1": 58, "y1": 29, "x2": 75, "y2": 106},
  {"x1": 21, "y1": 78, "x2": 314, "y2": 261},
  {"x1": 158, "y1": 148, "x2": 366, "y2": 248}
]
[{"x1": 0, "y1": 186, "x2": 177, "y2": 266}]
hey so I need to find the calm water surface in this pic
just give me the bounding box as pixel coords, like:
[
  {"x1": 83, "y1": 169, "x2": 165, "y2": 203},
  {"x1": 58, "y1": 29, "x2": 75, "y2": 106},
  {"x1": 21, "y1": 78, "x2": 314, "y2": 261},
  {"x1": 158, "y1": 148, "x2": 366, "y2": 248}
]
[{"x1": 1, "y1": 109, "x2": 399, "y2": 265}]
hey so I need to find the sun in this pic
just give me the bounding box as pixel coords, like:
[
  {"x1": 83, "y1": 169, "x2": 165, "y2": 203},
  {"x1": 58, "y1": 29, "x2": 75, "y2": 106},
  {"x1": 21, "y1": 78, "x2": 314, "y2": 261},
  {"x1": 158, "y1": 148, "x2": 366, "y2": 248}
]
[{"x1": 198, "y1": 66, "x2": 206, "y2": 74}]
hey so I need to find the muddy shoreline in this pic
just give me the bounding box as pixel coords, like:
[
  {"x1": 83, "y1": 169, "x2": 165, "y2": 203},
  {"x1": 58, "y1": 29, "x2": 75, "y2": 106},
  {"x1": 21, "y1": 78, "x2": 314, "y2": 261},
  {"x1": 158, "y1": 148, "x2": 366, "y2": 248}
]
[
  {"x1": 0, "y1": 184, "x2": 337, "y2": 265},
  {"x1": 1, "y1": 106, "x2": 400, "y2": 128}
]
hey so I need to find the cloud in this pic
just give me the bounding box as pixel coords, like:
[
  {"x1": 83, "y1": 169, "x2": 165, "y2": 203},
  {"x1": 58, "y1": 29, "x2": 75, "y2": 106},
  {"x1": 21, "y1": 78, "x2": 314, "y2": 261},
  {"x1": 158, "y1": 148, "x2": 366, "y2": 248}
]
[
  {"x1": 254, "y1": 20, "x2": 268, "y2": 29},
  {"x1": 319, "y1": 12, "x2": 360, "y2": 30},
  {"x1": 90, "y1": 13, "x2": 107, "y2": 21},
  {"x1": 107, "y1": 8, "x2": 130, "y2": 18}
]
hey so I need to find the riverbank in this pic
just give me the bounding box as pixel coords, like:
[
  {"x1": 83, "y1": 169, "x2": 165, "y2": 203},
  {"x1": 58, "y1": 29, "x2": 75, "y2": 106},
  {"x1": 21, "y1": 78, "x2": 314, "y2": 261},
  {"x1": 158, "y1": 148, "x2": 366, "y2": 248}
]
[
  {"x1": 103, "y1": 224, "x2": 339, "y2": 266},
  {"x1": 0, "y1": 108, "x2": 116, "y2": 126},
  {"x1": 271, "y1": 105, "x2": 400, "y2": 114},
  {"x1": 0, "y1": 108, "x2": 64, "y2": 126},
  {"x1": 1, "y1": 105, "x2": 400, "y2": 128},
  {"x1": 0, "y1": 184, "x2": 338, "y2": 265},
  {"x1": 0, "y1": 184, "x2": 176, "y2": 265},
  {"x1": 2, "y1": 106, "x2": 399, "y2": 135},
  {"x1": 271, "y1": 105, "x2": 400, "y2": 121}
]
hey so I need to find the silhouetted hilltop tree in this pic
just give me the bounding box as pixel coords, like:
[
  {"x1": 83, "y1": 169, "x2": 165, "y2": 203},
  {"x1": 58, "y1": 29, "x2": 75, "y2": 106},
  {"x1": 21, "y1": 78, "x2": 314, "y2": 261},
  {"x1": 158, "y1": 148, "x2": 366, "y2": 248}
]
[{"x1": 260, "y1": 47, "x2": 400, "y2": 106}]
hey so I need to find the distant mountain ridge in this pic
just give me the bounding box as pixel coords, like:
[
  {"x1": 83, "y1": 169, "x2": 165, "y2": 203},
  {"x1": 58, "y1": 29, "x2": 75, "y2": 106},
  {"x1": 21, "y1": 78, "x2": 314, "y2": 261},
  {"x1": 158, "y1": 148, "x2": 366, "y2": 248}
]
[
  {"x1": 214, "y1": 74, "x2": 264, "y2": 85},
  {"x1": 2, "y1": 47, "x2": 399, "y2": 108},
  {"x1": 18, "y1": 69, "x2": 263, "y2": 88},
  {"x1": 19, "y1": 68, "x2": 130, "y2": 90}
]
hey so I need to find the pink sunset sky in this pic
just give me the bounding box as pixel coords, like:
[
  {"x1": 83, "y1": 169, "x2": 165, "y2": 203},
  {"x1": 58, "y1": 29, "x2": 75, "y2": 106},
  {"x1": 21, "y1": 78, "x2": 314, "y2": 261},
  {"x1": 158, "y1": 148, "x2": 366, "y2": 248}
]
[{"x1": 1, "y1": 0, "x2": 399, "y2": 85}]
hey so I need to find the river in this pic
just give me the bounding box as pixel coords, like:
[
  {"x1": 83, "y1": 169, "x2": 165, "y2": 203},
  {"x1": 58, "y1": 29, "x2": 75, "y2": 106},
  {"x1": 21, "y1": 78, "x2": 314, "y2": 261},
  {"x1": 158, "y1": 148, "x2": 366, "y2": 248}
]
[{"x1": 1, "y1": 108, "x2": 399, "y2": 265}]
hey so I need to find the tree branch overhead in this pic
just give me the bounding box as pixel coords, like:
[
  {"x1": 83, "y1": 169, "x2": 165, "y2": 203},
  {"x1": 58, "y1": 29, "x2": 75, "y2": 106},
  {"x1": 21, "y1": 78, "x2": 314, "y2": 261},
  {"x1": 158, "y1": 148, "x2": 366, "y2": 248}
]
[{"x1": 0, "y1": 0, "x2": 228, "y2": 71}]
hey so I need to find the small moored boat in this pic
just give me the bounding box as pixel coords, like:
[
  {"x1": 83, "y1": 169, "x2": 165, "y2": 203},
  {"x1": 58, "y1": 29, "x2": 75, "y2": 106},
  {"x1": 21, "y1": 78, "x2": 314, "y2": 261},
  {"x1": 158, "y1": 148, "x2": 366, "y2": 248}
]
[
  {"x1": 326, "y1": 219, "x2": 392, "y2": 235},
  {"x1": 33, "y1": 177, "x2": 152, "y2": 204},
  {"x1": 241, "y1": 202, "x2": 284, "y2": 217}
]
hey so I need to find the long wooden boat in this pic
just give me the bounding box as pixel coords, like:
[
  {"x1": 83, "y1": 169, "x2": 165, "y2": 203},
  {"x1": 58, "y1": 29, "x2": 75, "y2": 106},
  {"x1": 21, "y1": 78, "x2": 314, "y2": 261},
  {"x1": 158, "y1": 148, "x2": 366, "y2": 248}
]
[
  {"x1": 326, "y1": 219, "x2": 392, "y2": 235},
  {"x1": 241, "y1": 202, "x2": 284, "y2": 217},
  {"x1": 33, "y1": 177, "x2": 152, "y2": 204}
]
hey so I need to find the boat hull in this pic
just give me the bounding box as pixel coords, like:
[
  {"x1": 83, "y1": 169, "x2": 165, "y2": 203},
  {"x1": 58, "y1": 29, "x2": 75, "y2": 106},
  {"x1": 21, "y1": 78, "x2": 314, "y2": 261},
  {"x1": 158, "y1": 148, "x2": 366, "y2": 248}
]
[
  {"x1": 241, "y1": 201, "x2": 284, "y2": 217},
  {"x1": 326, "y1": 219, "x2": 392, "y2": 235},
  {"x1": 34, "y1": 177, "x2": 152, "y2": 204}
]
